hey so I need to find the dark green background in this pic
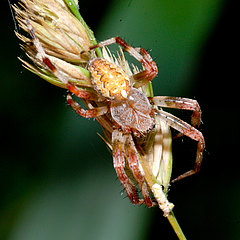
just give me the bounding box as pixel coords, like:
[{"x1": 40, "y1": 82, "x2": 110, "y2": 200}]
[{"x1": 1, "y1": 0, "x2": 239, "y2": 239}]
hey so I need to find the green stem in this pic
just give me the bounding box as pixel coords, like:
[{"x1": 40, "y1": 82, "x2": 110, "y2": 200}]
[
  {"x1": 146, "y1": 82, "x2": 154, "y2": 97},
  {"x1": 139, "y1": 155, "x2": 187, "y2": 240},
  {"x1": 167, "y1": 212, "x2": 187, "y2": 240}
]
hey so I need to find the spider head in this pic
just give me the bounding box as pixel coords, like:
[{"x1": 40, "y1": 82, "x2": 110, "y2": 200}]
[{"x1": 88, "y1": 58, "x2": 131, "y2": 100}]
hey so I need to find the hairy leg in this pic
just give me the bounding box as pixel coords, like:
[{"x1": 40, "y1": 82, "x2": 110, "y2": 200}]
[
  {"x1": 124, "y1": 133, "x2": 155, "y2": 207},
  {"x1": 112, "y1": 129, "x2": 143, "y2": 205},
  {"x1": 155, "y1": 109, "x2": 205, "y2": 183},
  {"x1": 150, "y1": 96, "x2": 202, "y2": 128},
  {"x1": 67, "y1": 94, "x2": 109, "y2": 118},
  {"x1": 132, "y1": 47, "x2": 158, "y2": 88}
]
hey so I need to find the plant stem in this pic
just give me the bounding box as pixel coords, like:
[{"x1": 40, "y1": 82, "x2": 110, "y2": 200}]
[
  {"x1": 139, "y1": 155, "x2": 187, "y2": 240},
  {"x1": 167, "y1": 212, "x2": 187, "y2": 240}
]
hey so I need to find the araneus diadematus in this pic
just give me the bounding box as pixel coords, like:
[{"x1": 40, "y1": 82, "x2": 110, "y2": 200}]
[{"x1": 26, "y1": 20, "x2": 205, "y2": 208}]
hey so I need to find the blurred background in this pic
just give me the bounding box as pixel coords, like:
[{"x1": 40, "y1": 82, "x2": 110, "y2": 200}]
[{"x1": 1, "y1": 0, "x2": 239, "y2": 239}]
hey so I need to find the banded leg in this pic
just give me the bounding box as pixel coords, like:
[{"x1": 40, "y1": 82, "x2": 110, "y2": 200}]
[
  {"x1": 150, "y1": 96, "x2": 202, "y2": 128},
  {"x1": 155, "y1": 109, "x2": 205, "y2": 183},
  {"x1": 124, "y1": 133, "x2": 155, "y2": 207},
  {"x1": 26, "y1": 19, "x2": 100, "y2": 101},
  {"x1": 112, "y1": 129, "x2": 143, "y2": 205},
  {"x1": 67, "y1": 94, "x2": 109, "y2": 118},
  {"x1": 82, "y1": 37, "x2": 158, "y2": 85},
  {"x1": 132, "y1": 48, "x2": 158, "y2": 88}
]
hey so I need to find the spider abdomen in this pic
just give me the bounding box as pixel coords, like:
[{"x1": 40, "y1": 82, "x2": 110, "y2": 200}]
[
  {"x1": 111, "y1": 88, "x2": 154, "y2": 132},
  {"x1": 88, "y1": 58, "x2": 130, "y2": 100}
]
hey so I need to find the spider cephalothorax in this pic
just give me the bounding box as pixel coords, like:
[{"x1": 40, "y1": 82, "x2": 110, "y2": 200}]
[
  {"x1": 25, "y1": 20, "x2": 205, "y2": 208},
  {"x1": 110, "y1": 87, "x2": 154, "y2": 133}
]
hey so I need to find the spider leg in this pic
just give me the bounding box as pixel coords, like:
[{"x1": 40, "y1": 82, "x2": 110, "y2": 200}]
[
  {"x1": 155, "y1": 109, "x2": 205, "y2": 183},
  {"x1": 112, "y1": 129, "x2": 143, "y2": 205},
  {"x1": 124, "y1": 132, "x2": 155, "y2": 207},
  {"x1": 26, "y1": 19, "x2": 100, "y2": 101},
  {"x1": 82, "y1": 37, "x2": 158, "y2": 86},
  {"x1": 149, "y1": 96, "x2": 202, "y2": 128},
  {"x1": 67, "y1": 94, "x2": 109, "y2": 118},
  {"x1": 132, "y1": 47, "x2": 158, "y2": 88}
]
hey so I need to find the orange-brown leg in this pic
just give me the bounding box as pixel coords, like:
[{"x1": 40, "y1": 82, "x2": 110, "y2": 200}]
[
  {"x1": 67, "y1": 94, "x2": 109, "y2": 118},
  {"x1": 124, "y1": 133, "x2": 155, "y2": 207},
  {"x1": 132, "y1": 47, "x2": 158, "y2": 88},
  {"x1": 149, "y1": 96, "x2": 202, "y2": 128},
  {"x1": 112, "y1": 129, "x2": 143, "y2": 205},
  {"x1": 155, "y1": 109, "x2": 205, "y2": 183}
]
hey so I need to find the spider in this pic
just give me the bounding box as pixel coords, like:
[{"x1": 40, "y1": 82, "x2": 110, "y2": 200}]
[{"x1": 26, "y1": 20, "x2": 205, "y2": 208}]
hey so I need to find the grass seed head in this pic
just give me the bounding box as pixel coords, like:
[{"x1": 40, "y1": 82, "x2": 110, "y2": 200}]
[{"x1": 13, "y1": 0, "x2": 94, "y2": 88}]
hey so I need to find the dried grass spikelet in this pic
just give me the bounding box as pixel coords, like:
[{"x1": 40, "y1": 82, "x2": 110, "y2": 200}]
[
  {"x1": 13, "y1": 0, "x2": 93, "y2": 88},
  {"x1": 14, "y1": 0, "x2": 173, "y2": 213},
  {"x1": 14, "y1": 0, "x2": 92, "y2": 62},
  {"x1": 143, "y1": 115, "x2": 172, "y2": 189}
]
